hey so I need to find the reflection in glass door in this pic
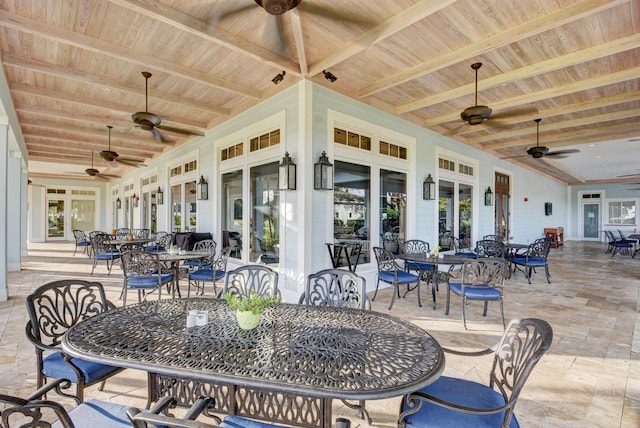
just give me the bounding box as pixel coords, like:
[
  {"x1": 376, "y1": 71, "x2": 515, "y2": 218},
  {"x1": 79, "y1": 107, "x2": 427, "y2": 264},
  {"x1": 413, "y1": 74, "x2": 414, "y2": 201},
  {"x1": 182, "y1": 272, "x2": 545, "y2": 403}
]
[
  {"x1": 47, "y1": 200, "x2": 65, "y2": 239},
  {"x1": 582, "y1": 203, "x2": 600, "y2": 240},
  {"x1": 71, "y1": 199, "x2": 95, "y2": 233}
]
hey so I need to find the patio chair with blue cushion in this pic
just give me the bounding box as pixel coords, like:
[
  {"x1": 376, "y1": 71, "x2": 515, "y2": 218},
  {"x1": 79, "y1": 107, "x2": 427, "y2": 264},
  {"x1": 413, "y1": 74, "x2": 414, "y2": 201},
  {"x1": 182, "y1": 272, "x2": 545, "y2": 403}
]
[
  {"x1": 605, "y1": 230, "x2": 634, "y2": 257},
  {"x1": 188, "y1": 247, "x2": 232, "y2": 297},
  {"x1": 120, "y1": 250, "x2": 174, "y2": 306},
  {"x1": 24, "y1": 280, "x2": 124, "y2": 403},
  {"x1": 446, "y1": 258, "x2": 509, "y2": 329},
  {"x1": 510, "y1": 238, "x2": 552, "y2": 283},
  {"x1": 398, "y1": 318, "x2": 553, "y2": 428},
  {"x1": 89, "y1": 232, "x2": 121, "y2": 275},
  {"x1": 372, "y1": 246, "x2": 421, "y2": 310},
  {"x1": 145, "y1": 231, "x2": 174, "y2": 254},
  {"x1": 72, "y1": 229, "x2": 91, "y2": 256},
  {"x1": 0, "y1": 378, "x2": 216, "y2": 428}
]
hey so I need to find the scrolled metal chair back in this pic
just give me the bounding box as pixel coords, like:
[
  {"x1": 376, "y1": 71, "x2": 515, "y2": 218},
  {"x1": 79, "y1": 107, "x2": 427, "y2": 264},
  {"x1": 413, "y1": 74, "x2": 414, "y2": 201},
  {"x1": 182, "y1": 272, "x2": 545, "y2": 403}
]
[
  {"x1": 116, "y1": 228, "x2": 131, "y2": 238},
  {"x1": 193, "y1": 239, "x2": 217, "y2": 262},
  {"x1": 402, "y1": 239, "x2": 429, "y2": 256},
  {"x1": 461, "y1": 258, "x2": 507, "y2": 288},
  {"x1": 529, "y1": 239, "x2": 551, "y2": 258},
  {"x1": 490, "y1": 318, "x2": 553, "y2": 425},
  {"x1": 373, "y1": 246, "x2": 401, "y2": 273},
  {"x1": 135, "y1": 228, "x2": 150, "y2": 239},
  {"x1": 302, "y1": 268, "x2": 368, "y2": 310},
  {"x1": 482, "y1": 234, "x2": 502, "y2": 242},
  {"x1": 90, "y1": 233, "x2": 113, "y2": 254},
  {"x1": 222, "y1": 265, "x2": 279, "y2": 298},
  {"x1": 475, "y1": 239, "x2": 505, "y2": 258},
  {"x1": 121, "y1": 250, "x2": 162, "y2": 279},
  {"x1": 212, "y1": 246, "x2": 232, "y2": 272},
  {"x1": 25, "y1": 280, "x2": 111, "y2": 347}
]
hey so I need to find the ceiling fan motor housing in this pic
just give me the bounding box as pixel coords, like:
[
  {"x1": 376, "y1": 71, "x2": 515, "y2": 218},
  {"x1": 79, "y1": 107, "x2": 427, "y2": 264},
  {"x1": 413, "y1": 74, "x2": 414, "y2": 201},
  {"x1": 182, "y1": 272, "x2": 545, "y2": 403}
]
[
  {"x1": 256, "y1": 0, "x2": 301, "y2": 15},
  {"x1": 527, "y1": 146, "x2": 549, "y2": 158},
  {"x1": 85, "y1": 168, "x2": 99, "y2": 176},
  {"x1": 460, "y1": 105, "x2": 492, "y2": 125},
  {"x1": 132, "y1": 111, "x2": 161, "y2": 130}
]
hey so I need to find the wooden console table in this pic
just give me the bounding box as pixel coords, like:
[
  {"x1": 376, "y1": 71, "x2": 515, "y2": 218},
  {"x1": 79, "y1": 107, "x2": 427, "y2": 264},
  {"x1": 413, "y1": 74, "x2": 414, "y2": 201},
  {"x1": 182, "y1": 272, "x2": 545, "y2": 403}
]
[{"x1": 544, "y1": 227, "x2": 564, "y2": 248}]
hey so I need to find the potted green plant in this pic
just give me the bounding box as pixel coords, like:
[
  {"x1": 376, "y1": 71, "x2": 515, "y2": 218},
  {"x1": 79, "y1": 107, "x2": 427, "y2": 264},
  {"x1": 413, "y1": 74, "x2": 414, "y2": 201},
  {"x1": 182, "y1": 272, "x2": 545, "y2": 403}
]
[{"x1": 224, "y1": 291, "x2": 282, "y2": 330}]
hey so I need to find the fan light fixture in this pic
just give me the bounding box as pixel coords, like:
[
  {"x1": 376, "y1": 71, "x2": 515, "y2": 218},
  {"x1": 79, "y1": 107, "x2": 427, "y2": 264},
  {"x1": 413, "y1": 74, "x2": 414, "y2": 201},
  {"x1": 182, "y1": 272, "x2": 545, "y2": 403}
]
[
  {"x1": 156, "y1": 187, "x2": 164, "y2": 205},
  {"x1": 272, "y1": 71, "x2": 286, "y2": 84},
  {"x1": 197, "y1": 176, "x2": 208, "y2": 200},
  {"x1": 314, "y1": 151, "x2": 333, "y2": 190},
  {"x1": 278, "y1": 152, "x2": 296, "y2": 190},
  {"x1": 485, "y1": 186, "x2": 493, "y2": 206},
  {"x1": 322, "y1": 70, "x2": 337, "y2": 83},
  {"x1": 423, "y1": 174, "x2": 435, "y2": 200}
]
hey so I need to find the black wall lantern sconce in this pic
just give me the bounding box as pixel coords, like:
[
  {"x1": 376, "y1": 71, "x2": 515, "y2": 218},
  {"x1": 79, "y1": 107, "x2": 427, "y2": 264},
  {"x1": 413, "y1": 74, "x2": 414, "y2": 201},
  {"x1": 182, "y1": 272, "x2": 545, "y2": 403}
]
[
  {"x1": 133, "y1": 193, "x2": 139, "y2": 208},
  {"x1": 197, "y1": 175, "x2": 208, "y2": 200},
  {"x1": 278, "y1": 152, "x2": 296, "y2": 190},
  {"x1": 423, "y1": 174, "x2": 435, "y2": 200},
  {"x1": 156, "y1": 186, "x2": 164, "y2": 205},
  {"x1": 116, "y1": 197, "x2": 121, "y2": 209},
  {"x1": 314, "y1": 151, "x2": 334, "y2": 190},
  {"x1": 484, "y1": 186, "x2": 493, "y2": 206}
]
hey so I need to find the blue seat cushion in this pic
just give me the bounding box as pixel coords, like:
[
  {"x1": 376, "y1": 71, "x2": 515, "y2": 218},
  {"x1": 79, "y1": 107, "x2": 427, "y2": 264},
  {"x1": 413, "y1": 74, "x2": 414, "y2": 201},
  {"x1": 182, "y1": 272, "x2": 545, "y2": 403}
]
[
  {"x1": 77, "y1": 241, "x2": 90, "y2": 247},
  {"x1": 379, "y1": 270, "x2": 419, "y2": 284},
  {"x1": 144, "y1": 246, "x2": 166, "y2": 253},
  {"x1": 455, "y1": 251, "x2": 478, "y2": 259},
  {"x1": 127, "y1": 273, "x2": 173, "y2": 288},
  {"x1": 95, "y1": 251, "x2": 120, "y2": 260},
  {"x1": 449, "y1": 283, "x2": 501, "y2": 300},
  {"x1": 221, "y1": 415, "x2": 288, "y2": 428},
  {"x1": 51, "y1": 399, "x2": 133, "y2": 428},
  {"x1": 190, "y1": 269, "x2": 226, "y2": 282},
  {"x1": 512, "y1": 256, "x2": 546, "y2": 267},
  {"x1": 401, "y1": 376, "x2": 519, "y2": 428},
  {"x1": 405, "y1": 261, "x2": 434, "y2": 271},
  {"x1": 43, "y1": 352, "x2": 120, "y2": 384}
]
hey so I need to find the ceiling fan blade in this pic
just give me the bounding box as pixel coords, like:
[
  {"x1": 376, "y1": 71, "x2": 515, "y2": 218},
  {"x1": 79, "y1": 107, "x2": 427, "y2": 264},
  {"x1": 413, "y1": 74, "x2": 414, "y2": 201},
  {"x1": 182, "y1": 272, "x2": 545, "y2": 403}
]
[
  {"x1": 489, "y1": 106, "x2": 539, "y2": 121},
  {"x1": 546, "y1": 149, "x2": 580, "y2": 157},
  {"x1": 117, "y1": 158, "x2": 148, "y2": 168},
  {"x1": 273, "y1": 14, "x2": 288, "y2": 57},
  {"x1": 96, "y1": 173, "x2": 120, "y2": 179},
  {"x1": 156, "y1": 124, "x2": 204, "y2": 137},
  {"x1": 617, "y1": 173, "x2": 640, "y2": 177},
  {"x1": 149, "y1": 127, "x2": 165, "y2": 142},
  {"x1": 446, "y1": 124, "x2": 469, "y2": 136},
  {"x1": 216, "y1": 3, "x2": 256, "y2": 23}
]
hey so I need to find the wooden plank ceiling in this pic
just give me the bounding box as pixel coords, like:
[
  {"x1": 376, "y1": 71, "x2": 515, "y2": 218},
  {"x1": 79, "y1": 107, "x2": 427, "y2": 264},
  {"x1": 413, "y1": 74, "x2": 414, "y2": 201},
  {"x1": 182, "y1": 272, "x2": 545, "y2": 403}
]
[{"x1": 0, "y1": 0, "x2": 639, "y2": 185}]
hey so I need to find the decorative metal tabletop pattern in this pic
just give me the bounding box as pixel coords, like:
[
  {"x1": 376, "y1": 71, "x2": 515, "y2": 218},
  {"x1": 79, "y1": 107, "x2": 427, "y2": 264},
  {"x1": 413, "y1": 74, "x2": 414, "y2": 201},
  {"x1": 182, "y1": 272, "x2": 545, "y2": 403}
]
[{"x1": 63, "y1": 298, "x2": 443, "y2": 400}]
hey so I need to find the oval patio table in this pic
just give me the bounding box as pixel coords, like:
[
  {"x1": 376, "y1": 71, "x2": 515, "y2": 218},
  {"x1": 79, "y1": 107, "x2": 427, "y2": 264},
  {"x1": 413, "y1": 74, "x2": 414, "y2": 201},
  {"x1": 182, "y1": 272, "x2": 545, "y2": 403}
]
[{"x1": 62, "y1": 298, "x2": 444, "y2": 428}]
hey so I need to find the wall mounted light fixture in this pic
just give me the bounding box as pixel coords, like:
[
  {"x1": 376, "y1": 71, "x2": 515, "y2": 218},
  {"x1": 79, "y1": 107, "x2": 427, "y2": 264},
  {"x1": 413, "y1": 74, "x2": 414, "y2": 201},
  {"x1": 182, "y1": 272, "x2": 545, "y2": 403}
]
[
  {"x1": 278, "y1": 152, "x2": 296, "y2": 190},
  {"x1": 423, "y1": 174, "x2": 435, "y2": 200},
  {"x1": 156, "y1": 186, "x2": 164, "y2": 205},
  {"x1": 484, "y1": 186, "x2": 493, "y2": 206},
  {"x1": 116, "y1": 197, "x2": 121, "y2": 209},
  {"x1": 197, "y1": 175, "x2": 208, "y2": 200},
  {"x1": 322, "y1": 70, "x2": 337, "y2": 82},
  {"x1": 272, "y1": 70, "x2": 286, "y2": 84},
  {"x1": 133, "y1": 193, "x2": 139, "y2": 208},
  {"x1": 314, "y1": 151, "x2": 333, "y2": 190}
]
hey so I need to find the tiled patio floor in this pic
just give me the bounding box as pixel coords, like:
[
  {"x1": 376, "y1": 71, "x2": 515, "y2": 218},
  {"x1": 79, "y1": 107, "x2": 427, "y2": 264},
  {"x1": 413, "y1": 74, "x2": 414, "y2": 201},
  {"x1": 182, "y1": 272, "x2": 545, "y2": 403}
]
[{"x1": 1, "y1": 240, "x2": 639, "y2": 427}]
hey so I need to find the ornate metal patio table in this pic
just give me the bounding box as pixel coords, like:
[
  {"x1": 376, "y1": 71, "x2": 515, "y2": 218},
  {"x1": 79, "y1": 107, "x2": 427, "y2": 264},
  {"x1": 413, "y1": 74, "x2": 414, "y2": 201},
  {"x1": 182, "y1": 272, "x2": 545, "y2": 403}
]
[
  {"x1": 395, "y1": 254, "x2": 472, "y2": 310},
  {"x1": 62, "y1": 298, "x2": 444, "y2": 428}
]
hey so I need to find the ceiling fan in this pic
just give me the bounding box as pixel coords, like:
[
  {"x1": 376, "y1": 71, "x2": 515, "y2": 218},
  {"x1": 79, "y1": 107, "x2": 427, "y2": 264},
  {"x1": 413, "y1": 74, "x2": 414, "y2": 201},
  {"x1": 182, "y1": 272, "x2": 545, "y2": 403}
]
[
  {"x1": 219, "y1": 1, "x2": 373, "y2": 57},
  {"x1": 132, "y1": 72, "x2": 205, "y2": 143},
  {"x1": 526, "y1": 118, "x2": 580, "y2": 159},
  {"x1": 453, "y1": 63, "x2": 538, "y2": 132},
  {"x1": 70, "y1": 152, "x2": 120, "y2": 180},
  {"x1": 100, "y1": 125, "x2": 148, "y2": 168}
]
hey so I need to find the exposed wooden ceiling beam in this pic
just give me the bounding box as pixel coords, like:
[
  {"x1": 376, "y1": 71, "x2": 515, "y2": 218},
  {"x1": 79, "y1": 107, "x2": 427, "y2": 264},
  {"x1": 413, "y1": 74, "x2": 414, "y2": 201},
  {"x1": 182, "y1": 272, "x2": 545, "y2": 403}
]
[
  {"x1": 358, "y1": 0, "x2": 624, "y2": 98},
  {"x1": 110, "y1": 0, "x2": 299, "y2": 75},
  {"x1": 0, "y1": 9, "x2": 259, "y2": 99},
  {"x1": 423, "y1": 66, "x2": 640, "y2": 127},
  {"x1": 289, "y1": 9, "x2": 308, "y2": 76},
  {"x1": 2, "y1": 54, "x2": 230, "y2": 117},
  {"x1": 396, "y1": 33, "x2": 640, "y2": 115},
  {"x1": 308, "y1": 0, "x2": 455, "y2": 77},
  {"x1": 473, "y1": 108, "x2": 640, "y2": 146}
]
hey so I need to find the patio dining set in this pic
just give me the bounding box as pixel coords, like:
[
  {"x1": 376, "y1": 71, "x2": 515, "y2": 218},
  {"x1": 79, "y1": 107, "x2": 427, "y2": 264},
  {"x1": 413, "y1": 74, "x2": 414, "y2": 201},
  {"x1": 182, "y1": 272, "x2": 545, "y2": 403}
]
[{"x1": 1, "y1": 233, "x2": 555, "y2": 428}]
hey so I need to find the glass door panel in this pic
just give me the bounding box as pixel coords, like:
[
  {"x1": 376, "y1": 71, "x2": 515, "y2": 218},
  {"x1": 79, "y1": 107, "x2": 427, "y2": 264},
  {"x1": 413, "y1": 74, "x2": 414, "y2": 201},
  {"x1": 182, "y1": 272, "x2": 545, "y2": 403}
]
[
  {"x1": 185, "y1": 180, "x2": 196, "y2": 231},
  {"x1": 71, "y1": 199, "x2": 95, "y2": 233},
  {"x1": 250, "y1": 162, "x2": 279, "y2": 264},
  {"x1": 458, "y1": 184, "x2": 473, "y2": 247},
  {"x1": 583, "y1": 203, "x2": 599, "y2": 239},
  {"x1": 438, "y1": 180, "x2": 454, "y2": 250},
  {"x1": 47, "y1": 200, "x2": 65, "y2": 239},
  {"x1": 222, "y1": 170, "x2": 243, "y2": 260}
]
